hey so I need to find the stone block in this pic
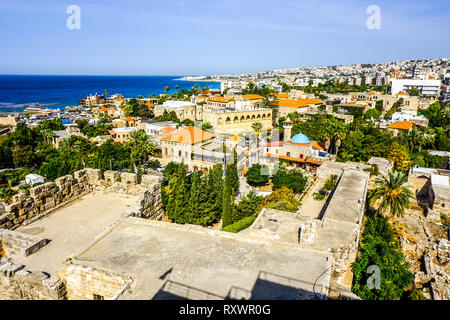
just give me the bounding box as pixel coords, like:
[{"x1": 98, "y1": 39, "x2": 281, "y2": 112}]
[
  {"x1": 121, "y1": 173, "x2": 137, "y2": 186},
  {"x1": 45, "y1": 201, "x2": 55, "y2": 211},
  {"x1": 141, "y1": 174, "x2": 162, "y2": 187},
  {"x1": 86, "y1": 168, "x2": 102, "y2": 182},
  {"x1": 104, "y1": 171, "x2": 118, "y2": 184},
  {"x1": 55, "y1": 174, "x2": 73, "y2": 188}
]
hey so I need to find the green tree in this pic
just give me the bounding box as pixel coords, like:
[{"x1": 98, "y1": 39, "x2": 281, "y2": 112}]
[
  {"x1": 364, "y1": 108, "x2": 381, "y2": 120},
  {"x1": 272, "y1": 168, "x2": 307, "y2": 194},
  {"x1": 167, "y1": 163, "x2": 190, "y2": 223},
  {"x1": 222, "y1": 174, "x2": 233, "y2": 228},
  {"x1": 407, "y1": 87, "x2": 421, "y2": 96},
  {"x1": 352, "y1": 215, "x2": 413, "y2": 300},
  {"x1": 368, "y1": 171, "x2": 415, "y2": 217},
  {"x1": 201, "y1": 121, "x2": 213, "y2": 131},
  {"x1": 232, "y1": 190, "x2": 263, "y2": 223},
  {"x1": 261, "y1": 187, "x2": 299, "y2": 212},
  {"x1": 246, "y1": 164, "x2": 269, "y2": 186},
  {"x1": 12, "y1": 145, "x2": 37, "y2": 168}
]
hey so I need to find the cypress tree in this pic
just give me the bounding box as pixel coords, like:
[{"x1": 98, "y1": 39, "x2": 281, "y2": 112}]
[
  {"x1": 188, "y1": 171, "x2": 202, "y2": 224},
  {"x1": 229, "y1": 150, "x2": 240, "y2": 195},
  {"x1": 172, "y1": 163, "x2": 190, "y2": 223},
  {"x1": 166, "y1": 172, "x2": 178, "y2": 221},
  {"x1": 208, "y1": 164, "x2": 224, "y2": 221},
  {"x1": 222, "y1": 177, "x2": 233, "y2": 228}
]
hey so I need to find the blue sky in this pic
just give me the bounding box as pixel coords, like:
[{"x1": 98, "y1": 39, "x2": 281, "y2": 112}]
[{"x1": 0, "y1": 0, "x2": 449, "y2": 75}]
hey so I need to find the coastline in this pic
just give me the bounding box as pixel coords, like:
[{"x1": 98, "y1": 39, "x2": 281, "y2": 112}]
[{"x1": 174, "y1": 78, "x2": 222, "y2": 82}]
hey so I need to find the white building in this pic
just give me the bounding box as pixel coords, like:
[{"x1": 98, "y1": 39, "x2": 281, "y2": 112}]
[
  {"x1": 389, "y1": 110, "x2": 429, "y2": 126},
  {"x1": 391, "y1": 79, "x2": 441, "y2": 96},
  {"x1": 25, "y1": 174, "x2": 45, "y2": 186}
]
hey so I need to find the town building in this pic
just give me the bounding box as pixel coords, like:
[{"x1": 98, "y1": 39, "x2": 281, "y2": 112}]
[
  {"x1": 160, "y1": 126, "x2": 232, "y2": 171},
  {"x1": 276, "y1": 98, "x2": 323, "y2": 118},
  {"x1": 154, "y1": 101, "x2": 197, "y2": 122},
  {"x1": 391, "y1": 79, "x2": 441, "y2": 96},
  {"x1": 387, "y1": 120, "x2": 414, "y2": 136},
  {"x1": 263, "y1": 119, "x2": 328, "y2": 170},
  {"x1": 108, "y1": 126, "x2": 138, "y2": 143}
]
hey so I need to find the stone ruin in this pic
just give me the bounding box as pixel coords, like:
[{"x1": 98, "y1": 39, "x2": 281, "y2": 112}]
[
  {"x1": 0, "y1": 168, "x2": 164, "y2": 232},
  {"x1": 0, "y1": 168, "x2": 164, "y2": 300}
]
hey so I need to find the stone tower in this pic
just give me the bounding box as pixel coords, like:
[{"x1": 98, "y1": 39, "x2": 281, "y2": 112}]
[{"x1": 283, "y1": 118, "x2": 293, "y2": 143}]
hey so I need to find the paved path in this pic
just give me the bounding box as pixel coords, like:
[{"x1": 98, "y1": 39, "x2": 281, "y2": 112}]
[{"x1": 298, "y1": 176, "x2": 327, "y2": 219}]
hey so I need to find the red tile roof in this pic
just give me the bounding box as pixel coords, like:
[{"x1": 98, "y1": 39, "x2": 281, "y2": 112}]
[
  {"x1": 388, "y1": 120, "x2": 413, "y2": 130},
  {"x1": 161, "y1": 126, "x2": 215, "y2": 144}
]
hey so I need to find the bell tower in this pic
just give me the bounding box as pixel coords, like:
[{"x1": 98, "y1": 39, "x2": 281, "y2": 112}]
[{"x1": 283, "y1": 118, "x2": 293, "y2": 143}]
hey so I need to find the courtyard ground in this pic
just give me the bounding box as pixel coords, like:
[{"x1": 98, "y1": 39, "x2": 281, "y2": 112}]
[{"x1": 14, "y1": 192, "x2": 140, "y2": 274}]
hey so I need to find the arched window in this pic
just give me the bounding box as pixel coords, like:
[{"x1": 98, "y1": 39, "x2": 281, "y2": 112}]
[
  {"x1": 226, "y1": 117, "x2": 231, "y2": 124},
  {"x1": 256, "y1": 114, "x2": 261, "y2": 120},
  {"x1": 234, "y1": 116, "x2": 238, "y2": 123},
  {"x1": 262, "y1": 114, "x2": 266, "y2": 119},
  {"x1": 218, "y1": 118, "x2": 223, "y2": 125},
  {"x1": 240, "y1": 116, "x2": 245, "y2": 122}
]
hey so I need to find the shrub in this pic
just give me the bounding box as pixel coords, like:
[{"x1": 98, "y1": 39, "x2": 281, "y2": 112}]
[
  {"x1": 314, "y1": 192, "x2": 325, "y2": 201},
  {"x1": 221, "y1": 215, "x2": 257, "y2": 233},
  {"x1": 322, "y1": 175, "x2": 337, "y2": 192}
]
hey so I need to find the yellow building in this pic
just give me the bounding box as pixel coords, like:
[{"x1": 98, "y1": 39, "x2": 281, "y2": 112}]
[
  {"x1": 276, "y1": 98, "x2": 323, "y2": 118},
  {"x1": 161, "y1": 126, "x2": 231, "y2": 171}
]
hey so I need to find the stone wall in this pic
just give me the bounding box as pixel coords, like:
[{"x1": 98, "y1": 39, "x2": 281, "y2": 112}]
[
  {"x1": 0, "y1": 262, "x2": 66, "y2": 300},
  {"x1": 0, "y1": 168, "x2": 163, "y2": 300},
  {"x1": 58, "y1": 261, "x2": 131, "y2": 300}
]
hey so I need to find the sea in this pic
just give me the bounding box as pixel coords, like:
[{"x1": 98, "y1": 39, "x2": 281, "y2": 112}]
[{"x1": 0, "y1": 75, "x2": 221, "y2": 113}]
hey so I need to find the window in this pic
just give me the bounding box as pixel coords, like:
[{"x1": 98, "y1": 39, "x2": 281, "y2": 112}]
[{"x1": 93, "y1": 294, "x2": 104, "y2": 300}]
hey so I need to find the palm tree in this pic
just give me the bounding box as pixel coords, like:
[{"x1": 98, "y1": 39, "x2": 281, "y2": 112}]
[
  {"x1": 41, "y1": 128, "x2": 54, "y2": 144},
  {"x1": 440, "y1": 106, "x2": 450, "y2": 119},
  {"x1": 126, "y1": 129, "x2": 156, "y2": 169},
  {"x1": 408, "y1": 127, "x2": 422, "y2": 152},
  {"x1": 251, "y1": 121, "x2": 263, "y2": 137},
  {"x1": 104, "y1": 89, "x2": 109, "y2": 97},
  {"x1": 164, "y1": 86, "x2": 170, "y2": 95},
  {"x1": 409, "y1": 127, "x2": 435, "y2": 152},
  {"x1": 175, "y1": 85, "x2": 180, "y2": 90},
  {"x1": 368, "y1": 171, "x2": 415, "y2": 218}
]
